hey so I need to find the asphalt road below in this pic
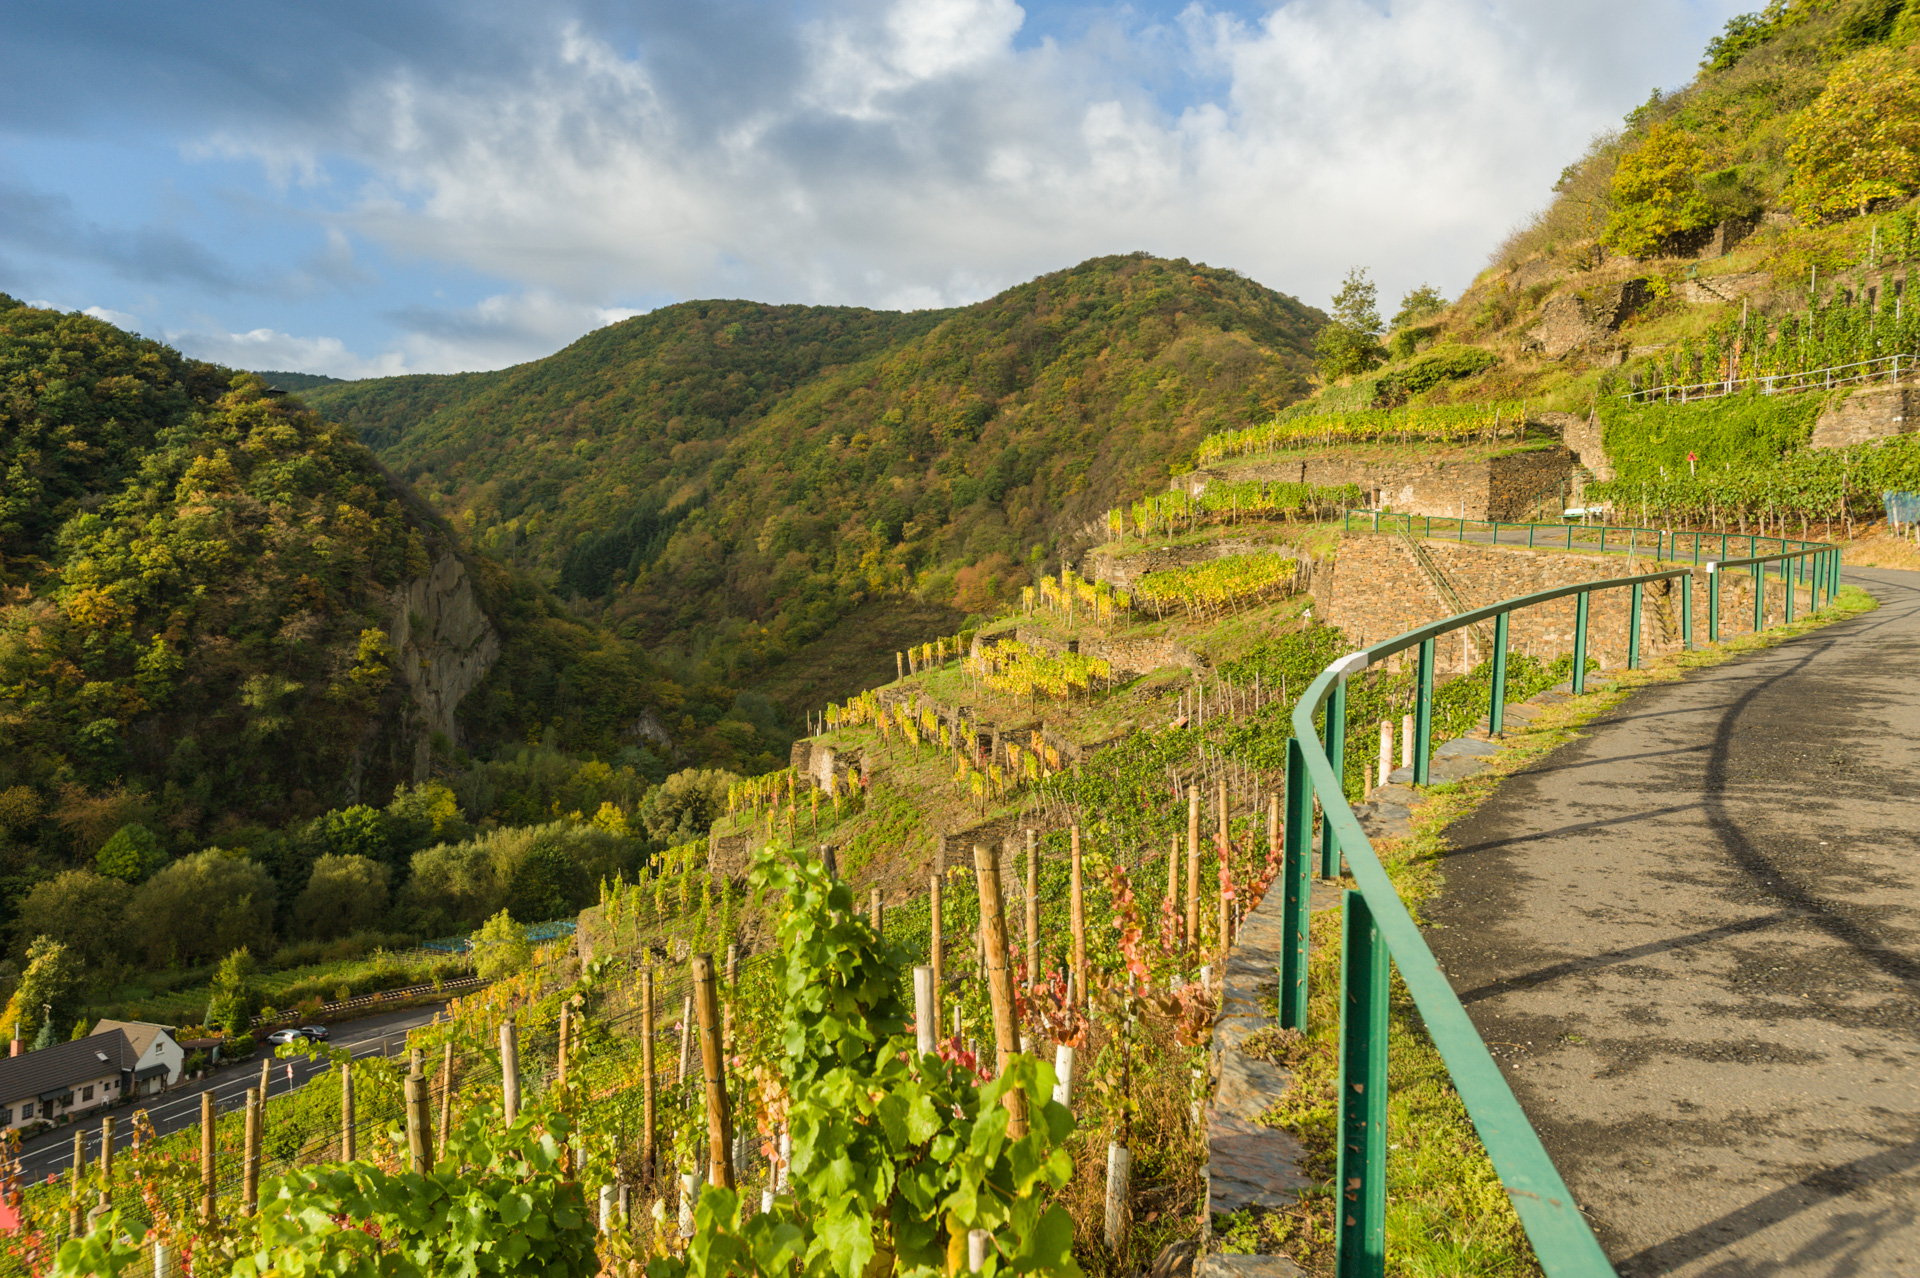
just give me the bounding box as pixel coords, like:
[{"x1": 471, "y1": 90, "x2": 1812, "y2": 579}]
[
  {"x1": 1425, "y1": 566, "x2": 1920, "y2": 1277},
  {"x1": 14, "y1": 1002, "x2": 446, "y2": 1182}
]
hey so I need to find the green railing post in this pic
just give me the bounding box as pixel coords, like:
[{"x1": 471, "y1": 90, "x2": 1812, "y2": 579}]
[
  {"x1": 1572, "y1": 592, "x2": 1590, "y2": 694},
  {"x1": 1345, "y1": 510, "x2": 1352, "y2": 533},
  {"x1": 1281, "y1": 736, "x2": 1312, "y2": 1031},
  {"x1": 1335, "y1": 890, "x2": 1389, "y2": 1278},
  {"x1": 1322, "y1": 679, "x2": 1347, "y2": 878},
  {"x1": 1528, "y1": 523, "x2": 1536, "y2": 548},
  {"x1": 1754, "y1": 559, "x2": 1765, "y2": 632},
  {"x1": 1599, "y1": 527, "x2": 1606, "y2": 554},
  {"x1": 1785, "y1": 557, "x2": 1796, "y2": 623},
  {"x1": 1373, "y1": 510, "x2": 1380, "y2": 531},
  {"x1": 1489, "y1": 611, "x2": 1510, "y2": 735},
  {"x1": 1413, "y1": 638, "x2": 1435, "y2": 785},
  {"x1": 1707, "y1": 563, "x2": 1719, "y2": 643},
  {"x1": 1681, "y1": 569, "x2": 1693, "y2": 650},
  {"x1": 1721, "y1": 533, "x2": 1728, "y2": 559},
  {"x1": 1491, "y1": 519, "x2": 1500, "y2": 545},
  {"x1": 1628, "y1": 582, "x2": 1643, "y2": 669},
  {"x1": 1566, "y1": 523, "x2": 1573, "y2": 550},
  {"x1": 1833, "y1": 547, "x2": 1842, "y2": 596}
]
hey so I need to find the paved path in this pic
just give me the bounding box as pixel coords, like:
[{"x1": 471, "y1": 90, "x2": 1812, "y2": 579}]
[
  {"x1": 13, "y1": 1002, "x2": 446, "y2": 1181},
  {"x1": 1425, "y1": 567, "x2": 1920, "y2": 1277}
]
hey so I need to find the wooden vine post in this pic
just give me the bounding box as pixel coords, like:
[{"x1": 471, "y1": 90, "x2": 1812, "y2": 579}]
[
  {"x1": 341, "y1": 1060, "x2": 356, "y2": 1159},
  {"x1": 1217, "y1": 779, "x2": 1232, "y2": 957},
  {"x1": 929, "y1": 873, "x2": 944, "y2": 1035},
  {"x1": 973, "y1": 842, "x2": 1029, "y2": 1138},
  {"x1": 1069, "y1": 826, "x2": 1086, "y2": 1004},
  {"x1": 242, "y1": 1087, "x2": 261, "y2": 1214},
  {"x1": 499, "y1": 1020, "x2": 521, "y2": 1126},
  {"x1": 691, "y1": 954, "x2": 736, "y2": 1189},
  {"x1": 437, "y1": 1041, "x2": 454, "y2": 1151},
  {"x1": 1186, "y1": 786, "x2": 1202, "y2": 948},
  {"x1": 1166, "y1": 833, "x2": 1180, "y2": 945},
  {"x1": 199, "y1": 1090, "x2": 216, "y2": 1224},
  {"x1": 557, "y1": 1003, "x2": 571, "y2": 1088},
  {"x1": 96, "y1": 1115, "x2": 113, "y2": 1211},
  {"x1": 1024, "y1": 827, "x2": 1039, "y2": 989},
  {"x1": 68, "y1": 1128, "x2": 84, "y2": 1236},
  {"x1": 641, "y1": 965, "x2": 656, "y2": 1180},
  {"x1": 870, "y1": 888, "x2": 884, "y2": 936},
  {"x1": 405, "y1": 1067, "x2": 432, "y2": 1175}
]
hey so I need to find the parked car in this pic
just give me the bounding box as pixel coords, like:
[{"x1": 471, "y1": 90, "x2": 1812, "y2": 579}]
[
  {"x1": 299, "y1": 1025, "x2": 329, "y2": 1042},
  {"x1": 265, "y1": 1028, "x2": 310, "y2": 1046}
]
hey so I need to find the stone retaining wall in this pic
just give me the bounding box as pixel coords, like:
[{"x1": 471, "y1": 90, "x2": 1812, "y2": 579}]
[{"x1": 1181, "y1": 445, "x2": 1574, "y2": 521}]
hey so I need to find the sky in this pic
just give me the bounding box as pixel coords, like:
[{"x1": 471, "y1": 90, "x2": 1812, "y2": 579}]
[{"x1": 1, "y1": 0, "x2": 1745, "y2": 378}]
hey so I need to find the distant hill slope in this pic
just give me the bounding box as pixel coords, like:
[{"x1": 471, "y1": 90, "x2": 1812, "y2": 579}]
[
  {"x1": 256, "y1": 370, "x2": 351, "y2": 393},
  {"x1": 0, "y1": 297, "x2": 670, "y2": 844},
  {"x1": 303, "y1": 254, "x2": 1323, "y2": 691}
]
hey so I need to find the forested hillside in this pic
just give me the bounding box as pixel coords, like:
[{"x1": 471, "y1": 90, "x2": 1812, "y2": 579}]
[
  {"x1": 302, "y1": 254, "x2": 1323, "y2": 691},
  {"x1": 0, "y1": 297, "x2": 681, "y2": 856}
]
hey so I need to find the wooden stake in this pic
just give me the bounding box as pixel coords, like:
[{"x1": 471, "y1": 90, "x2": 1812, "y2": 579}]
[
  {"x1": 972, "y1": 843, "x2": 1029, "y2": 1137},
  {"x1": 96, "y1": 1115, "x2": 113, "y2": 1209},
  {"x1": 499, "y1": 1020, "x2": 521, "y2": 1125},
  {"x1": 1025, "y1": 828, "x2": 1039, "y2": 990},
  {"x1": 677, "y1": 996, "x2": 693, "y2": 1085},
  {"x1": 930, "y1": 874, "x2": 944, "y2": 1036},
  {"x1": 1166, "y1": 833, "x2": 1180, "y2": 942},
  {"x1": 691, "y1": 954, "x2": 735, "y2": 1189},
  {"x1": 70, "y1": 1127, "x2": 85, "y2": 1235},
  {"x1": 1185, "y1": 786, "x2": 1202, "y2": 949},
  {"x1": 641, "y1": 966, "x2": 656, "y2": 1180},
  {"x1": 1069, "y1": 826, "x2": 1086, "y2": 1004},
  {"x1": 341, "y1": 1060, "x2": 356, "y2": 1159},
  {"x1": 437, "y1": 1041, "x2": 454, "y2": 1152},
  {"x1": 243, "y1": 1087, "x2": 261, "y2": 1213},
  {"x1": 404, "y1": 1071, "x2": 431, "y2": 1175},
  {"x1": 914, "y1": 966, "x2": 937, "y2": 1057},
  {"x1": 200, "y1": 1090, "x2": 216, "y2": 1224},
  {"x1": 724, "y1": 943, "x2": 739, "y2": 1051},
  {"x1": 870, "y1": 887, "x2": 884, "y2": 935}
]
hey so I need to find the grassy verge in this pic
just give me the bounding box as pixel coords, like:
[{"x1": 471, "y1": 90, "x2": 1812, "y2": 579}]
[{"x1": 1236, "y1": 583, "x2": 1879, "y2": 1277}]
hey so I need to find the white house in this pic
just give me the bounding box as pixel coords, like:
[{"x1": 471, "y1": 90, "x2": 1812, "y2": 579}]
[
  {"x1": 0, "y1": 1031, "x2": 136, "y2": 1131},
  {"x1": 89, "y1": 1020, "x2": 185, "y2": 1094}
]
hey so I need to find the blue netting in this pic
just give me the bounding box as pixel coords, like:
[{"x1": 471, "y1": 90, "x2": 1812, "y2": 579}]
[
  {"x1": 1885, "y1": 491, "x2": 1920, "y2": 524},
  {"x1": 416, "y1": 917, "x2": 577, "y2": 954}
]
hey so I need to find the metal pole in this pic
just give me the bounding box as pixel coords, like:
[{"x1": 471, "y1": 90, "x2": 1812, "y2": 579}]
[
  {"x1": 1321, "y1": 677, "x2": 1346, "y2": 878},
  {"x1": 1572, "y1": 591, "x2": 1590, "y2": 694},
  {"x1": 1755, "y1": 558, "x2": 1765, "y2": 632},
  {"x1": 1488, "y1": 611, "x2": 1510, "y2": 736},
  {"x1": 1628, "y1": 582, "x2": 1643, "y2": 669},
  {"x1": 1681, "y1": 569, "x2": 1694, "y2": 650},
  {"x1": 1413, "y1": 638, "x2": 1435, "y2": 785},
  {"x1": 1281, "y1": 737, "x2": 1311, "y2": 1031},
  {"x1": 1334, "y1": 891, "x2": 1388, "y2": 1277},
  {"x1": 1707, "y1": 563, "x2": 1719, "y2": 643}
]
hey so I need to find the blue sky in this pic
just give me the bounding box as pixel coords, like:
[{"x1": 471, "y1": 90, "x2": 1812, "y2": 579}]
[{"x1": 2, "y1": 0, "x2": 1744, "y2": 376}]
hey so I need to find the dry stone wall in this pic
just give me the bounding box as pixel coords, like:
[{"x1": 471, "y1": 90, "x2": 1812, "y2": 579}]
[
  {"x1": 1184, "y1": 445, "x2": 1573, "y2": 521},
  {"x1": 1811, "y1": 385, "x2": 1918, "y2": 449},
  {"x1": 1324, "y1": 534, "x2": 1793, "y2": 670}
]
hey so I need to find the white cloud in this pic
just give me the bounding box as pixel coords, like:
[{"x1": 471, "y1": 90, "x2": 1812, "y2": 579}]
[
  {"x1": 82, "y1": 304, "x2": 141, "y2": 329},
  {"x1": 183, "y1": 0, "x2": 1741, "y2": 365},
  {"x1": 168, "y1": 290, "x2": 646, "y2": 377}
]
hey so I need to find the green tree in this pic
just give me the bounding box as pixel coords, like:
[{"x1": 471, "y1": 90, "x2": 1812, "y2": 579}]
[
  {"x1": 12, "y1": 871, "x2": 130, "y2": 974},
  {"x1": 0, "y1": 937, "x2": 83, "y2": 1045},
  {"x1": 291, "y1": 854, "x2": 391, "y2": 941},
  {"x1": 205, "y1": 947, "x2": 258, "y2": 1035},
  {"x1": 1787, "y1": 44, "x2": 1920, "y2": 221},
  {"x1": 124, "y1": 851, "x2": 276, "y2": 967},
  {"x1": 95, "y1": 823, "x2": 168, "y2": 884},
  {"x1": 1390, "y1": 283, "x2": 1448, "y2": 330},
  {"x1": 1313, "y1": 267, "x2": 1385, "y2": 381},
  {"x1": 309, "y1": 805, "x2": 393, "y2": 869},
  {"x1": 1605, "y1": 121, "x2": 1714, "y2": 256},
  {"x1": 637, "y1": 767, "x2": 740, "y2": 844},
  {"x1": 469, "y1": 910, "x2": 530, "y2": 981}
]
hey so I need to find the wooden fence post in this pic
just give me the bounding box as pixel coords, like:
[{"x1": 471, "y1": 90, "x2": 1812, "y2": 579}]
[
  {"x1": 870, "y1": 887, "x2": 884, "y2": 935},
  {"x1": 97, "y1": 1115, "x2": 113, "y2": 1210},
  {"x1": 341, "y1": 1060, "x2": 356, "y2": 1159},
  {"x1": 691, "y1": 954, "x2": 735, "y2": 1190},
  {"x1": 1025, "y1": 828, "x2": 1039, "y2": 989},
  {"x1": 437, "y1": 1041, "x2": 454, "y2": 1151},
  {"x1": 405, "y1": 1070, "x2": 432, "y2": 1175},
  {"x1": 242, "y1": 1088, "x2": 261, "y2": 1213},
  {"x1": 1069, "y1": 826, "x2": 1086, "y2": 1005},
  {"x1": 642, "y1": 965, "x2": 656, "y2": 1181},
  {"x1": 499, "y1": 1020, "x2": 521, "y2": 1126},
  {"x1": 930, "y1": 873, "x2": 944, "y2": 1038},
  {"x1": 1186, "y1": 786, "x2": 1201, "y2": 948},
  {"x1": 973, "y1": 843, "x2": 1029, "y2": 1138},
  {"x1": 200, "y1": 1090, "x2": 216, "y2": 1224}
]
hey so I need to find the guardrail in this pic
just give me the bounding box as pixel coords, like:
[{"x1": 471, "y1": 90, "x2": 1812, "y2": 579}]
[
  {"x1": 1277, "y1": 534, "x2": 1840, "y2": 1274},
  {"x1": 1616, "y1": 350, "x2": 1909, "y2": 404},
  {"x1": 249, "y1": 975, "x2": 491, "y2": 1028},
  {"x1": 1343, "y1": 508, "x2": 1819, "y2": 565}
]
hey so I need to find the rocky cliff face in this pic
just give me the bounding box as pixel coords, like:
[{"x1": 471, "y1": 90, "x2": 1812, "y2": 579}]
[{"x1": 387, "y1": 551, "x2": 502, "y2": 780}]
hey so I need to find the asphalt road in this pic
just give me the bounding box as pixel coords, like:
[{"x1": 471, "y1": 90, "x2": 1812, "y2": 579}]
[
  {"x1": 1426, "y1": 566, "x2": 1920, "y2": 1276},
  {"x1": 14, "y1": 1002, "x2": 447, "y2": 1182}
]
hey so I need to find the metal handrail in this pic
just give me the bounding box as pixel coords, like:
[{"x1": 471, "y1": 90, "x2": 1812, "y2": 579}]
[{"x1": 1278, "y1": 533, "x2": 1841, "y2": 1275}]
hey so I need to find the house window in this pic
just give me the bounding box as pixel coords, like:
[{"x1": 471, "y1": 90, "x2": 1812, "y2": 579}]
[
  {"x1": 0, "y1": 1108, "x2": 9, "y2": 1124},
  {"x1": 20, "y1": 1103, "x2": 32, "y2": 1119},
  {"x1": 82, "y1": 1086, "x2": 94, "y2": 1102}
]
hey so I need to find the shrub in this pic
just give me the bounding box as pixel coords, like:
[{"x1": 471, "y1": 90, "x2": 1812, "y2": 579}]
[
  {"x1": 1605, "y1": 122, "x2": 1714, "y2": 256},
  {"x1": 290, "y1": 854, "x2": 390, "y2": 941},
  {"x1": 1787, "y1": 43, "x2": 1920, "y2": 221},
  {"x1": 11, "y1": 870, "x2": 130, "y2": 973},
  {"x1": 125, "y1": 851, "x2": 275, "y2": 967},
  {"x1": 469, "y1": 910, "x2": 530, "y2": 981},
  {"x1": 224, "y1": 1032, "x2": 255, "y2": 1059},
  {"x1": 94, "y1": 823, "x2": 167, "y2": 883}
]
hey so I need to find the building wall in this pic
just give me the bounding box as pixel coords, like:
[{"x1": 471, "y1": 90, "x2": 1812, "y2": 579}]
[{"x1": 1, "y1": 1071, "x2": 122, "y2": 1129}]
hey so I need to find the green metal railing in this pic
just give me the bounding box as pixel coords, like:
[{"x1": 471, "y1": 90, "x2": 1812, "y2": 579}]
[{"x1": 1278, "y1": 531, "x2": 1840, "y2": 1276}]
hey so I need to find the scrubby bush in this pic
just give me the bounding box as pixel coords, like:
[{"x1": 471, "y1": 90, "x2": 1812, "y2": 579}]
[
  {"x1": 94, "y1": 823, "x2": 168, "y2": 883},
  {"x1": 290, "y1": 854, "x2": 390, "y2": 941},
  {"x1": 398, "y1": 821, "x2": 644, "y2": 936},
  {"x1": 125, "y1": 851, "x2": 276, "y2": 967},
  {"x1": 11, "y1": 871, "x2": 129, "y2": 973},
  {"x1": 637, "y1": 768, "x2": 738, "y2": 844},
  {"x1": 469, "y1": 910, "x2": 530, "y2": 981}
]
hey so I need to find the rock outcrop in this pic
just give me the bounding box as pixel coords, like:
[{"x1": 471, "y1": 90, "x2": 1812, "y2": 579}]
[{"x1": 388, "y1": 552, "x2": 502, "y2": 780}]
